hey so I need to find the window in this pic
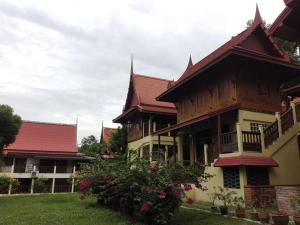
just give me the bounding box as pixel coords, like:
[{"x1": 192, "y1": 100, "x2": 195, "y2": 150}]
[
  {"x1": 246, "y1": 167, "x2": 269, "y2": 185},
  {"x1": 250, "y1": 122, "x2": 270, "y2": 132},
  {"x1": 223, "y1": 167, "x2": 240, "y2": 189}
]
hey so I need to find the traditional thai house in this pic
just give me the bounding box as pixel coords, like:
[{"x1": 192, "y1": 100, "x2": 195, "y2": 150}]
[
  {"x1": 0, "y1": 121, "x2": 90, "y2": 195},
  {"x1": 113, "y1": 62, "x2": 177, "y2": 161},
  {"x1": 154, "y1": 6, "x2": 300, "y2": 205}
]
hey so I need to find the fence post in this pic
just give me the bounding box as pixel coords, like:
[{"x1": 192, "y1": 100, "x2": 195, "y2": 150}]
[
  {"x1": 258, "y1": 125, "x2": 265, "y2": 151},
  {"x1": 275, "y1": 112, "x2": 282, "y2": 137},
  {"x1": 291, "y1": 101, "x2": 297, "y2": 124},
  {"x1": 51, "y1": 165, "x2": 56, "y2": 194},
  {"x1": 236, "y1": 123, "x2": 243, "y2": 154},
  {"x1": 71, "y1": 166, "x2": 76, "y2": 193}
]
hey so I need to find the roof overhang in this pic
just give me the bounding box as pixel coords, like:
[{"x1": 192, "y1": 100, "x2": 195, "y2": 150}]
[
  {"x1": 214, "y1": 156, "x2": 278, "y2": 167},
  {"x1": 153, "y1": 103, "x2": 240, "y2": 136},
  {"x1": 157, "y1": 48, "x2": 297, "y2": 102}
]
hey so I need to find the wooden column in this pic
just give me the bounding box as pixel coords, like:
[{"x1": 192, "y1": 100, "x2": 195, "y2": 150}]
[
  {"x1": 51, "y1": 165, "x2": 56, "y2": 194},
  {"x1": 217, "y1": 114, "x2": 221, "y2": 153},
  {"x1": 236, "y1": 123, "x2": 243, "y2": 154},
  {"x1": 204, "y1": 144, "x2": 208, "y2": 166},
  {"x1": 291, "y1": 101, "x2": 297, "y2": 125},
  {"x1": 71, "y1": 166, "x2": 76, "y2": 193},
  {"x1": 173, "y1": 133, "x2": 176, "y2": 163},
  {"x1": 258, "y1": 125, "x2": 265, "y2": 151},
  {"x1": 8, "y1": 158, "x2": 16, "y2": 195},
  {"x1": 158, "y1": 135, "x2": 161, "y2": 162}
]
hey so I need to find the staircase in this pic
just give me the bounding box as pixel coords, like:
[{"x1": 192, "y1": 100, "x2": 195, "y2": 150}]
[{"x1": 263, "y1": 102, "x2": 300, "y2": 157}]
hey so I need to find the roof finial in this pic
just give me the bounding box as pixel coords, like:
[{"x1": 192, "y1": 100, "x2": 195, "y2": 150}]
[
  {"x1": 130, "y1": 54, "x2": 134, "y2": 76},
  {"x1": 188, "y1": 54, "x2": 193, "y2": 68},
  {"x1": 253, "y1": 3, "x2": 263, "y2": 26}
]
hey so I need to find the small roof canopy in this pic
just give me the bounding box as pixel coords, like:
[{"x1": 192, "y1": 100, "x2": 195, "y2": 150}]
[{"x1": 214, "y1": 156, "x2": 278, "y2": 167}]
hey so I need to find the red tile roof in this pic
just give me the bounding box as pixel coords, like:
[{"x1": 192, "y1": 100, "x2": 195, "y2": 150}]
[
  {"x1": 4, "y1": 121, "x2": 77, "y2": 156},
  {"x1": 113, "y1": 73, "x2": 177, "y2": 123},
  {"x1": 101, "y1": 127, "x2": 117, "y2": 144},
  {"x1": 214, "y1": 156, "x2": 278, "y2": 167},
  {"x1": 268, "y1": 0, "x2": 300, "y2": 42},
  {"x1": 157, "y1": 6, "x2": 296, "y2": 101}
]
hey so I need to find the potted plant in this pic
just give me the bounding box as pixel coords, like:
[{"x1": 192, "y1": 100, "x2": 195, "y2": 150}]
[
  {"x1": 291, "y1": 196, "x2": 300, "y2": 225},
  {"x1": 232, "y1": 196, "x2": 246, "y2": 218},
  {"x1": 208, "y1": 188, "x2": 218, "y2": 214},
  {"x1": 215, "y1": 187, "x2": 236, "y2": 215},
  {"x1": 271, "y1": 211, "x2": 289, "y2": 225}
]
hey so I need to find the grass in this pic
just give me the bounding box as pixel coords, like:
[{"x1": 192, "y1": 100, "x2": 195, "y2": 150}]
[{"x1": 0, "y1": 194, "x2": 256, "y2": 225}]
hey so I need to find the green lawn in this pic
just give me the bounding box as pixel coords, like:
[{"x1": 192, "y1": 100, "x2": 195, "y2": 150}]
[{"x1": 0, "y1": 194, "x2": 256, "y2": 225}]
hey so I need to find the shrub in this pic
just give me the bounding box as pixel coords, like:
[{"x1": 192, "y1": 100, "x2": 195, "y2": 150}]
[
  {"x1": 33, "y1": 177, "x2": 49, "y2": 193},
  {"x1": 0, "y1": 175, "x2": 20, "y2": 194},
  {"x1": 78, "y1": 155, "x2": 211, "y2": 225}
]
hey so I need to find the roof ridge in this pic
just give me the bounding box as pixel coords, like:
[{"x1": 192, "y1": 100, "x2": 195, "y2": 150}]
[
  {"x1": 133, "y1": 73, "x2": 172, "y2": 82},
  {"x1": 22, "y1": 120, "x2": 76, "y2": 127}
]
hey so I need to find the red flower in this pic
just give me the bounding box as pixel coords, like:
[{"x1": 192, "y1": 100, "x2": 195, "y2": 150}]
[
  {"x1": 159, "y1": 191, "x2": 167, "y2": 199},
  {"x1": 140, "y1": 202, "x2": 150, "y2": 213},
  {"x1": 186, "y1": 197, "x2": 193, "y2": 204},
  {"x1": 184, "y1": 183, "x2": 193, "y2": 191},
  {"x1": 175, "y1": 191, "x2": 181, "y2": 199}
]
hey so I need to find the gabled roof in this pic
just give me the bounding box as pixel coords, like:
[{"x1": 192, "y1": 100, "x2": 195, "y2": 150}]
[
  {"x1": 4, "y1": 121, "x2": 77, "y2": 156},
  {"x1": 100, "y1": 126, "x2": 117, "y2": 144},
  {"x1": 268, "y1": 0, "x2": 300, "y2": 42},
  {"x1": 113, "y1": 63, "x2": 177, "y2": 123},
  {"x1": 157, "y1": 6, "x2": 296, "y2": 102}
]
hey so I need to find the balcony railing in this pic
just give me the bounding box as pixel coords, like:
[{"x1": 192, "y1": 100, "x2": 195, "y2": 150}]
[
  {"x1": 242, "y1": 131, "x2": 262, "y2": 152},
  {"x1": 220, "y1": 132, "x2": 238, "y2": 153},
  {"x1": 0, "y1": 166, "x2": 12, "y2": 173},
  {"x1": 264, "y1": 120, "x2": 279, "y2": 148},
  {"x1": 281, "y1": 107, "x2": 294, "y2": 134}
]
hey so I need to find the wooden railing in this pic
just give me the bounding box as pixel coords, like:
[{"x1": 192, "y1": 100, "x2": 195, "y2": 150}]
[
  {"x1": 0, "y1": 166, "x2": 11, "y2": 173},
  {"x1": 281, "y1": 107, "x2": 294, "y2": 134},
  {"x1": 295, "y1": 103, "x2": 300, "y2": 122},
  {"x1": 264, "y1": 120, "x2": 279, "y2": 148},
  {"x1": 220, "y1": 132, "x2": 238, "y2": 153},
  {"x1": 242, "y1": 131, "x2": 262, "y2": 152}
]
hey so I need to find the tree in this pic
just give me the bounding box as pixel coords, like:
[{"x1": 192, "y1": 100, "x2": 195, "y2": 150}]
[
  {"x1": 109, "y1": 126, "x2": 127, "y2": 154},
  {"x1": 79, "y1": 135, "x2": 106, "y2": 157},
  {"x1": 0, "y1": 105, "x2": 22, "y2": 156}
]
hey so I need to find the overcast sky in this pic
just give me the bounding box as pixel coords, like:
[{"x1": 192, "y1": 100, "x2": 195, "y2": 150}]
[{"x1": 0, "y1": 0, "x2": 285, "y2": 143}]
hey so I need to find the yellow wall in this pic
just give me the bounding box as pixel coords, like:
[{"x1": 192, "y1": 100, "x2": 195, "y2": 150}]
[
  {"x1": 269, "y1": 134, "x2": 300, "y2": 185},
  {"x1": 192, "y1": 165, "x2": 245, "y2": 203},
  {"x1": 238, "y1": 109, "x2": 276, "y2": 131}
]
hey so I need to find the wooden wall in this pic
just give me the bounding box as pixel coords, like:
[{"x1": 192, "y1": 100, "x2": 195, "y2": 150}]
[
  {"x1": 176, "y1": 68, "x2": 237, "y2": 123},
  {"x1": 127, "y1": 116, "x2": 143, "y2": 142}
]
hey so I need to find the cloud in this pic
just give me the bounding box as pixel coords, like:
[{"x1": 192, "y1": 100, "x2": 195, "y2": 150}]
[{"x1": 0, "y1": 0, "x2": 285, "y2": 142}]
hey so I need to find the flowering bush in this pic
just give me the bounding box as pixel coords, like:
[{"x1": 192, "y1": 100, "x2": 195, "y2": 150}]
[{"x1": 78, "y1": 155, "x2": 211, "y2": 225}]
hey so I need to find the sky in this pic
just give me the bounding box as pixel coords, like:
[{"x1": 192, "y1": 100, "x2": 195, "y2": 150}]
[{"x1": 0, "y1": 0, "x2": 286, "y2": 143}]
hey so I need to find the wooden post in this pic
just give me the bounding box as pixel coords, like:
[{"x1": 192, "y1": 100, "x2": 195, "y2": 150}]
[
  {"x1": 217, "y1": 114, "x2": 221, "y2": 153},
  {"x1": 149, "y1": 140, "x2": 153, "y2": 162},
  {"x1": 51, "y1": 165, "x2": 56, "y2": 194},
  {"x1": 164, "y1": 146, "x2": 168, "y2": 162},
  {"x1": 30, "y1": 165, "x2": 36, "y2": 194},
  {"x1": 71, "y1": 166, "x2": 76, "y2": 193},
  {"x1": 173, "y1": 133, "x2": 176, "y2": 163},
  {"x1": 258, "y1": 125, "x2": 265, "y2": 151},
  {"x1": 8, "y1": 157, "x2": 16, "y2": 195},
  {"x1": 275, "y1": 112, "x2": 282, "y2": 137},
  {"x1": 291, "y1": 101, "x2": 297, "y2": 125},
  {"x1": 158, "y1": 135, "x2": 161, "y2": 162},
  {"x1": 236, "y1": 123, "x2": 243, "y2": 154},
  {"x1": 204, "y1": 144, "x2": 208, "y2": 166}
]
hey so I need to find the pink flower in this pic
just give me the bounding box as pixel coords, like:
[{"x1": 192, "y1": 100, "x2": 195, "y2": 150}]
[
  {"x1": 79, "y1": 180, "x2": 90, "y2": 192},
  {"x1": 175, "y1": 191, "x2": 181, "y2": 199},
  {"x1": 140, "y1": 202, "x2": 151, "y2": 213},
  {"x1": 186, "y1": 197, "x2": 194, "y2": 204},
  {"x1": 184, "y1": 183, "x2": 193, "y2": 191},
  {"x1": 159, "y1": 191, "x2": 167, "y2": 199}
]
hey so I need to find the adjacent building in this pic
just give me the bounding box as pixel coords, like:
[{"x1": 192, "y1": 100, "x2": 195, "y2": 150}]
[
  {"x1": 0, "y1": 121, "x2": 89, "y2": 195},
  {"x1": 113, "y1": 63, "x2": 178, "y2": 161}
]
